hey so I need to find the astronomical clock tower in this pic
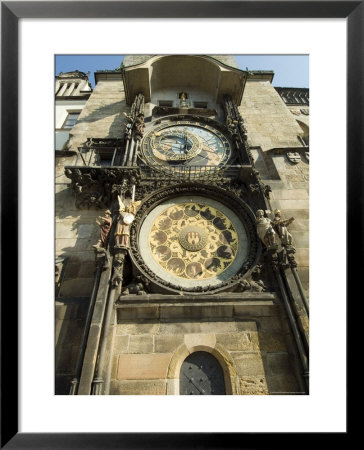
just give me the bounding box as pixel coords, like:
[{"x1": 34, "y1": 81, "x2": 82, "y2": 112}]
[{"x1": 58, "y1": 55, "x2": 309, "y2": 395}]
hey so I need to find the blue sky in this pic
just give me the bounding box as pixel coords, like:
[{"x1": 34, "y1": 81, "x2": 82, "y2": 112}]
[{"x1": 55, "y1": 55, "x2": 308, "y2": 89}]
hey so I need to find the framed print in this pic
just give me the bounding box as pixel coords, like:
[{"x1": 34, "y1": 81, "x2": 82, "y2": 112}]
[{"x1": 1, "y1": 1, "x2": 358, "y2": 447}]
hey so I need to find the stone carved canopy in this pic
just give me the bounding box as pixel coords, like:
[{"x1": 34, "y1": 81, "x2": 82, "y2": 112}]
[{"x1": 121, "y1": 55, "x2": 248, "y2": 106}]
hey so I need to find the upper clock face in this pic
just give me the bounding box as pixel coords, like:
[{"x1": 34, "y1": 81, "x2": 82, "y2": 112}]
[{"x1": 142, "y1": 120, "x2": 232, "y2": 171}]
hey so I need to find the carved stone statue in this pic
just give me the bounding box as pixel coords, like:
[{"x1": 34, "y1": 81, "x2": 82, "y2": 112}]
[
  {"x1": 272, "y1": 209, "x2": 295, "y2": 248},
  {"x1": 123, "y1": 112, "x2": 133, "y2": 139},
  {"x1": 134, "y1": 113, "x2": 145, "y2": 140},
  {"x1": 286, "y1": 152, "x2": 301, "y2": 164},
  {"x1": 114, "y1": 193, "x2": 141, "y2": 248},
  {"x1": 94, "y1": 210, "x2": 112, "y2": 248},
  {"x1": 179, "y1": 92, "x2": 188, "y2": 108},
  {"x1": 256, "y1": 209, "x2": 276, "y2": 248},
  {"x1": 120, "y1": 281, "x2": 146, "y2": 296}
]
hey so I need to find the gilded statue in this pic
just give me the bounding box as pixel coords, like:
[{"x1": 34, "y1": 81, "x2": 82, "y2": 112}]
[{"x1": 114, "y1": 193, "x2": 141, "y2": 248}]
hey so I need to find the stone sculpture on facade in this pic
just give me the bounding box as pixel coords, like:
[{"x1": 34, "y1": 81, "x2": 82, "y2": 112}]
[
  {"x1": 114, "y1": 191, "x2": 141, "y2": 248},
  {"x1": 179, "y1": 92, "x2": 189, "y2": 108},
  {"x1": 134, "y1": 113, "x2": 145, "y2": 140},
  {"x1": 286, "y1": 151, "x2": 301, "y2": 164},
  {"x1": 256, "y1": 209, "x2": 277, "y2": 249},
  {"x1": 123, "y1": 112, "x2": 133, "y2": 140},
  {"x1": 272, "y1": 209, "x2": 295, "y2": 251},
  {"x1": 94, "y1": 210, "x2": 113, "y2": 248}
]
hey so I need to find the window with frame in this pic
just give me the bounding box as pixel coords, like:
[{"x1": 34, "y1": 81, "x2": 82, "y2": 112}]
[
  {"x1": 63, "y1": 112, "x2": 80, "y2": 129},
  {"x1": 193, "y1": 101, "x2": 208, "y2": 108},
  {"x1": 158, "y1": 100, "x2": 173, "y2": 107}
]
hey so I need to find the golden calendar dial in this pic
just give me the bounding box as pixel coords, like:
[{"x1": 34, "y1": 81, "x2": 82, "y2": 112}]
[{"x1": 138, "y1": 197, "x2": 249, "y2": 290}]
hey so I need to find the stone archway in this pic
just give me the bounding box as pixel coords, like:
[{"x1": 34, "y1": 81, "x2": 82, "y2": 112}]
[{"x1": 166, "y1": 340, "x2": 239, "y2": 395}]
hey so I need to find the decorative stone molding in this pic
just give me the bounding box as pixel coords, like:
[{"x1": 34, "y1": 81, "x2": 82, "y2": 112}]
[{"x1": 64, "y1": 167, "x2": 141, "y2": 209}]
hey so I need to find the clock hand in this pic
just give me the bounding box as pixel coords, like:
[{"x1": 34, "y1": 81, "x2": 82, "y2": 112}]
[
  {"x1": 201, "y1": 147, "x2": 224, "y2": 157},
  {"x1": 183, "y1": 135, "x2": 189, "y2": 154}
]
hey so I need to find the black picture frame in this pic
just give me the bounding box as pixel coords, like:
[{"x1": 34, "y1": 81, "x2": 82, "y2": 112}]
[{"x1": 1, "y1": 1, "x2": 357, "y2": 448}]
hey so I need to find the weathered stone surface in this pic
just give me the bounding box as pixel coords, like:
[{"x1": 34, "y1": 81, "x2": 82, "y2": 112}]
[
  {"x1": 159, "y1": 322, "x2": 202, "y2": 335},
  {"x1": 270, "y1": 189, "x2": 308, "y2": 200},
  {"x1": 110, "y1": 380, "x2": 167, "y2": 395},
  {"x1": 200, "y1": 305, "x2": 234, "y2": 319},
  {"x1": 239, "y1": 376, "x2": 268, "y2": 395},
  {"x1": 235, "y1": 320, "x2": 258, "y2": 332},
  {"x1": 231, "y1": 352, "x2": 265, "y2": 377},
  {"x1": 166, "y1": 378, "x2": 179, "y2": 395},
  {"x1": 265, "y1": 374, "x2": 301, "y2": 394},
  {"x1": 154, "y1": 335, "x2": 184, "y2": 353},
  {"x1": 129, "y1": 334, "x2": 154, "y2": 354},
  {"x1": 288, "y1": 230, "x2": 309, "y2": 248},
  {"x1": 240, "y1": 81, "x2": 303, "y2": 152},
  {"x1": 113, "y1": 335, "x2": 129, "y2": 354},
  {"x1": 266, "y1": 353, "x2": 292, "y2": 375},
  {"x1": 117, "y1": 353, "x2": 172, "y2": 380},
  {"x1": 216, "y1": 333, "x2": 253, "y2": 351},
  {"x1": 256, "y1": 316, "x2": 285, "y2": 333},
  {"x1": 233, "y1": 304, "x2": 277, "y2": 317},
  {"x1": 117, "y1": 306, "x2": 159, "y2": 321},
  {"x1": 200, "y1": 321, "x2": 238, "y2": 333},
  {"x1": 294, "y1": 248, "x2": 309, "y2": 266},
  {"x1": 116, "y1": 322, "x2": 160, "y2": 335},
  {"x1": 58, "y1": 278, "x2": 93, "y2": 297},
  {"x1": 251, "y1": 332, "x2": 288, "y2": 352},
  {"x1": 184, "y1": 333, "x2": 216, "y2": 350}
]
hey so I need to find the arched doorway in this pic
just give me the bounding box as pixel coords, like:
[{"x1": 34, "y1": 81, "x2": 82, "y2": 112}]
[{"x1": 179, "y1": 351, "x2": 226, "y2": 395}]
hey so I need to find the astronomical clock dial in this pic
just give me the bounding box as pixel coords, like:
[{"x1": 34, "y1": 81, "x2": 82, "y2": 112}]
[
  {"x1": 138, "y1": 196, "x2": 249, "y2": 290},
  {"x1": 142, "y1": 121, "x2": 232, "y2": 172}
]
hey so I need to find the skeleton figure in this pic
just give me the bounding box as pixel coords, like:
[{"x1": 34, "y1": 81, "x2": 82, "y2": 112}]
[{"x1": 256, "y1": 209, "x2": 276, "y2": 248}]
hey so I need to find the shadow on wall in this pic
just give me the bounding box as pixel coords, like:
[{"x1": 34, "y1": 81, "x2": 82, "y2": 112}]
[
  {"x1": 55, "y1": 296, "x2": 90, "y2": 394},
  {"x1": 256, "y1": 322, "x2": 305, "y2": 395},
  {"x1": 55, "y1": 188, "x2": 102, "y2": 297},
  {"x1": 69, "y1": 100, "x2": 128, "y2": 150},
  {"x1": 55, "y1": 187, "x2": 101, "y2": 395}
]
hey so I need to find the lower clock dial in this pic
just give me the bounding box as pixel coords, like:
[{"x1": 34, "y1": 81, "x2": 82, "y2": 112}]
[{"x1": 138, "y1": 196, "x2": 249, "y2": 289}]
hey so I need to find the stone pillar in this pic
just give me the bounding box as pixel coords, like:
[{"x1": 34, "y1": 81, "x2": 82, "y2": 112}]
[
  {"x1": 271, "y1": 254, "x2": 309, "y2": 393},
  {"x1": 77, "y1": 248, "x2": 112, "y2": 395},
  {"x1": 69, "y1": 249, "x2": 105, "y2": 395},
  {"x1": 91, "y1": 247, "x2": 127, "y2": 395}
]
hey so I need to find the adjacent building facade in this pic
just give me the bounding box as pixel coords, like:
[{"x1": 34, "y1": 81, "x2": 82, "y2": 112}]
[{"x1": 55, "y1": 55, "x2": 309, "y2": 395}]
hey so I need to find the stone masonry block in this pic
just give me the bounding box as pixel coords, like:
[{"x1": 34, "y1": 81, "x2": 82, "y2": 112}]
[
  {"x1": 116, "y1": 322, "x2": 160, "y2": 335},
  {"x1": 266, "y1": 374, "x2": 301, "y2": 394},
  {"x1": 266, "y1": 353, "x2": 292, "y2": 375},
  {"x1": 239, "y1": 376, "x2": 268, "y2": 395},
  {"x1": 251, "y1": 332, "x2": 288, "y2": 352},
  {"x1": 113, "y1": 335, "x2": 129, "y2": 354},
  {"x1": 184, "y1": 333, "x2": 216, "y2": 350},
  {"x1": 154, "y1": 335, "x2": 184, "y2": 353},
  {"x1": 129, "y1": 334, "x2": 154, "y2": 354},
  {"x1": 110, "y1": 380, "x2": 166, "y2": 395},
  {"x1": 231, "y1": 352, "x2": 265, "y2": 377},
  {"x1": 216, "y1": 333, "x2": 253, "y2": 351},
  {"x1": 117, "y1": 353, "x2": 172, "y2": 380}
]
